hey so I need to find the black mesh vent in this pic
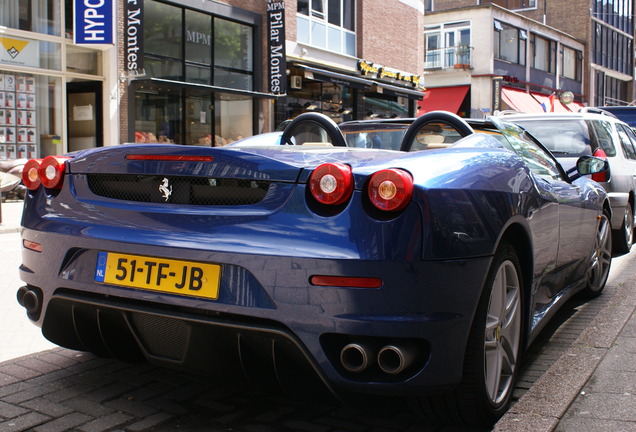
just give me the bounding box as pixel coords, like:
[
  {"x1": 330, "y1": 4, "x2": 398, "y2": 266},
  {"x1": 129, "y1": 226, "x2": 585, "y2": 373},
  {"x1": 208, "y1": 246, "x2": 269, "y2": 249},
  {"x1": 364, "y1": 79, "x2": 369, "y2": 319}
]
[
  {"x1": 86, "y1": 174, "x2": 270, "y2": 205},
  {"x1": 130, "y1": 313, "x2": 189, "y2": 361}
]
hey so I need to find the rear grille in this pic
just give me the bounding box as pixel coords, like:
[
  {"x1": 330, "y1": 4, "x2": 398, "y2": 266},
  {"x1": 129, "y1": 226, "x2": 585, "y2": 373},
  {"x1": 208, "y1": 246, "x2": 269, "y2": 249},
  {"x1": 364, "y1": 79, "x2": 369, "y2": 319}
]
[
  {"x1": 130, "y1": 313, "x2": 189, "y2": 361},
  {"x1": 86, "y1": 174, "x2": 270, "y2": 205}
]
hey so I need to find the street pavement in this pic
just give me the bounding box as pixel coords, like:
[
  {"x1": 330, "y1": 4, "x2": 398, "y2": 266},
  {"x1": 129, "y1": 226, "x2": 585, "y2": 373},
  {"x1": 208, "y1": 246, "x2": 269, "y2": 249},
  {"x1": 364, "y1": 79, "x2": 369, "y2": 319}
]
[{"x1": 0, "y1": 199, "x2": 635, "y2": 431}]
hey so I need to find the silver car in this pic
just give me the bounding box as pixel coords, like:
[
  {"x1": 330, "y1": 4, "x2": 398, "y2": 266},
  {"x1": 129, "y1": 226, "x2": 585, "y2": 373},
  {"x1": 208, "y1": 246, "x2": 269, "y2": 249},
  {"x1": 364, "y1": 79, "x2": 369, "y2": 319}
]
[{"x1": 503, "y1": 111, "x2": 636, "y2": 254}]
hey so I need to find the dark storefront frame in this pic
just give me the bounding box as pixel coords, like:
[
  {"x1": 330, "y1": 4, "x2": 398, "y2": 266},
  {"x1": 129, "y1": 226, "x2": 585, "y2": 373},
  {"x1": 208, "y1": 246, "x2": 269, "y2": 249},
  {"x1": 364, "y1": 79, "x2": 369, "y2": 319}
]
[
  {"x1": 277, "y1": 64, "x2": 423, "y2": 127},
  {"x1": 128, "y1": 0, "x2": 267, "y2": 145}
]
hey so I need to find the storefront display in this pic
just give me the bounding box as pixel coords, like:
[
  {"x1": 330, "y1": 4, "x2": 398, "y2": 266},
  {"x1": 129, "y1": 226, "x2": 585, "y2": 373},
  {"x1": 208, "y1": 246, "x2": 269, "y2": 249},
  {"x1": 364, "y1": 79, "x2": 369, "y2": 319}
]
[
  {"x1": 0, "y1": 73, "x2": 37, "y2": 160},
  {"x1": 130, "y1": 0, "x2": 263, "y2": 146}
]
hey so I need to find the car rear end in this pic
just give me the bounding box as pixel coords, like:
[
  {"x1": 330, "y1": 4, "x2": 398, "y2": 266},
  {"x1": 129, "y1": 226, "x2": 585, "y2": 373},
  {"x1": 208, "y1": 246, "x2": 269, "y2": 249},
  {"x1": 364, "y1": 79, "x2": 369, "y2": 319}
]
[{"x1": 17, "y1": 143, "x2": 500, "y2": 397}]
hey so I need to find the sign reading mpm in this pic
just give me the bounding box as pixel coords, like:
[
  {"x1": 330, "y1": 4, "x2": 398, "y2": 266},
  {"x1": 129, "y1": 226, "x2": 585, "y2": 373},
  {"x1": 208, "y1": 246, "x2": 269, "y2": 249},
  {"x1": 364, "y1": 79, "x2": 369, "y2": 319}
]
[
  {"x1": 267, "y1": 0, "x2": 286, "y2": 95},
  {"x1": 74, "y1": 0, "x2": 114, "y2": 45}
]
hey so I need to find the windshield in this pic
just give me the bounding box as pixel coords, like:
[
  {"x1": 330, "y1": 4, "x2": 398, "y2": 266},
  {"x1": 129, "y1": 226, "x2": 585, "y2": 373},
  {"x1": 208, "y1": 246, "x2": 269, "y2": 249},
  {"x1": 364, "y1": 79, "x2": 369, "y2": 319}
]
[
  {"x1": 339, "y1": 124, "x2": 408, "y2": 150},
  {"x1": 512, "y1": 119, "x2": 593, "y2": 157}
]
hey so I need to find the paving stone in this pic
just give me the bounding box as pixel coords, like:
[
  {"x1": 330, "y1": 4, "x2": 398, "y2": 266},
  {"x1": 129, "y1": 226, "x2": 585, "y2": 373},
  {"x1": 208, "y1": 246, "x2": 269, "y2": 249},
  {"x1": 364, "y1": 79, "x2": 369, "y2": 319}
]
[
  {"x1": 124, "y1": 412, "x2": 174, "y2": 432},
  {"x1": 30, "y1": 412, "x2": 91, "y2": 432},
  {"x1": 0, "y1": 412, "x2": 51, "y2": 431},
  {"x1": 77, "y1": 411, "x2": 133, "y2": 432},
  {"x1": 20, "y1": 397, "x2": 75, "y2": 417},
  {"x1": 0, "y1": 400, "x2": 29, "y2": 419}
]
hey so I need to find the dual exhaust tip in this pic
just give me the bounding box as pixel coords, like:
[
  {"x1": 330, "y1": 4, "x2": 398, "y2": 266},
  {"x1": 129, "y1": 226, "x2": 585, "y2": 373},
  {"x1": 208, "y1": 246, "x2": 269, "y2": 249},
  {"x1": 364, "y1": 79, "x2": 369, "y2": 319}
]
[{"x1": 340, "y1": 342, "x2": 417, "y2": 375}]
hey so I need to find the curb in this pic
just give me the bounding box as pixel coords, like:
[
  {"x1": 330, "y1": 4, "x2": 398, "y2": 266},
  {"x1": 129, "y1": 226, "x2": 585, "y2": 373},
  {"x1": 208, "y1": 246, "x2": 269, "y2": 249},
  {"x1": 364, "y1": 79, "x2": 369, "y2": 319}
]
[{"x1": 494, "y1": 276, "x2": 636, "y2": 431}]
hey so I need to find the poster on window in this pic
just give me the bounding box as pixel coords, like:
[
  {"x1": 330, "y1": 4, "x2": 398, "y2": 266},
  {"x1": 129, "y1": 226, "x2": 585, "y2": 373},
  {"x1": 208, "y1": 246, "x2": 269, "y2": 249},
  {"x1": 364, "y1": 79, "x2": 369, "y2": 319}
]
[
  {"x1": 4, "y1": 74, "x2": 15, "y2": 91},
  {"x1": 25, "y1": 76, "x2": 35, "y2": 93},
  {"x1": 17, "y1": 93, "x2": 27, "y2": 109},
  {"x1": 28, "y1": 143, "x2": 37, "y2": 158},
  {"x1": 16, "y1": 76, "x2": 26, "y2": 92},
  {"x1": 5, "y1": 92, "x2": 14, "y2": 109},
  {"x1": 6, "y1": 144, "x2": 16, "y2": 159},
  {"x1": 26, "y1": 94, "x2": 35, "y2": 110},
  {"x1": 5, "y1": 109, "x2": 15, "y2": 126},
  {"x1": 17, "y1": 128, "x2": 27, "y2": 144},
  {"x1": 27, "y1": 128, "x2": 36, "y2": 143}
]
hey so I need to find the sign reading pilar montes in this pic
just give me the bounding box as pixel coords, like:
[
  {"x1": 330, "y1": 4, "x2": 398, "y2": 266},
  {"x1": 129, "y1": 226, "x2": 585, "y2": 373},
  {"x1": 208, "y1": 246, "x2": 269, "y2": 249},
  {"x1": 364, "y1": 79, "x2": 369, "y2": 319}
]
[
  {"x1": 124, "y1": 0, "x2": 144, "y2": 72},
  {"x1": 267, "y1": 0, "x2": 287, "y2": 95}
]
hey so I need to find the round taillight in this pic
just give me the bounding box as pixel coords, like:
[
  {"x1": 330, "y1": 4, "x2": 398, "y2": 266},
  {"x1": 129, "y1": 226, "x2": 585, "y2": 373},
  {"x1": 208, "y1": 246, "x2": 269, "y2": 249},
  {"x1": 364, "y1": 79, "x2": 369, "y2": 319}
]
[
  {"x1": 22, "y1": 159, "x2": 42, "y2": 190},
  {"x1": 309, "y1": 163, "x2": 354, "y2": 205},
  {"x1": 368, "y1": 169, "x2": 414, "y2": 212},
  {"x1": 39, "y1": 156, "x2": 68, "y2": 189}
]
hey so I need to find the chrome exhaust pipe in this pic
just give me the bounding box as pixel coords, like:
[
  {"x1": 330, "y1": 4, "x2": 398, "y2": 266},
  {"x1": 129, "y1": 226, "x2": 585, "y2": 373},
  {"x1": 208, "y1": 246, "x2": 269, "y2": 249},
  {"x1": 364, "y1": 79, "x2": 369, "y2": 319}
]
[
  {"x1": 340, "y1": 343, "x2": 374, "y2": 373},
  {"x1": 22, "y1": 290, "x2": 40, "y2": 314},
  {"x1": 377, "y1": 345, "x2": 416, "y2": 375},
  {"x1": 16, "y1": 286, "x2": 28, "y2": 307}
]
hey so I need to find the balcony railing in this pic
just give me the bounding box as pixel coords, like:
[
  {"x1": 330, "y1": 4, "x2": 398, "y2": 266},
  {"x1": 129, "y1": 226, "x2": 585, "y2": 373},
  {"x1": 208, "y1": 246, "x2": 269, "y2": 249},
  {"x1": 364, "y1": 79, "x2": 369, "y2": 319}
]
[{"x1": 425, "y1": 46, "x2": 473, "y2": 70}]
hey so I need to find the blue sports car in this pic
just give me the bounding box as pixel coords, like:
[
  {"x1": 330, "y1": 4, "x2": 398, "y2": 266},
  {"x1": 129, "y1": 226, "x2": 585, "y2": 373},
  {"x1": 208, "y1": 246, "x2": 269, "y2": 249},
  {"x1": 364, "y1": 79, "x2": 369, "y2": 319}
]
[{"x1": 17, "y1": 111, "x2": 611, "y2": 426}]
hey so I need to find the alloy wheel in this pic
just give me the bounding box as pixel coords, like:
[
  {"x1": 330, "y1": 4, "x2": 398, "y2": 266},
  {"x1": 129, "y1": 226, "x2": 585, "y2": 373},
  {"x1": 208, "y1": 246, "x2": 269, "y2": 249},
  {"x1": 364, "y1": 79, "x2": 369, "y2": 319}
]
[{"x1": 484, "y1": 260, "x2": 521, "y2": 405}]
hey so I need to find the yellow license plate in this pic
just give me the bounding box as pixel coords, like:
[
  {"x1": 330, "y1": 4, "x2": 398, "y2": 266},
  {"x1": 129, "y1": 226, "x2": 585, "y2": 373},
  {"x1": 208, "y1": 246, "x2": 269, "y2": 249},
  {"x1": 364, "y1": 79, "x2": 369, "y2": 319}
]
[{"x1": 95, "y1": 251, "x2": 220, "y2": 300}]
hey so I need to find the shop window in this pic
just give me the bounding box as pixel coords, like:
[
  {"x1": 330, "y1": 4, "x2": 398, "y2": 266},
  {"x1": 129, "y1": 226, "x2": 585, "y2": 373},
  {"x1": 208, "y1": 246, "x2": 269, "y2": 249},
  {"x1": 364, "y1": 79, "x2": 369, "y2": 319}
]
[
  {"x1": 145, "y1": 58, "x2": 182, "y2": 81},
  {"x1": 0, "y1": 73, "x2": 62, "y2": 160},
  {"x1": 185, "y1": 10, "x2": 212, "y2": 66},
  {"x1": 2, "y1": 0, "x2": 61, "y2": 36},
  {"x1": 213, "y1": 18, "x2": 253, "y2": 91},
  {"x1": 297, "y1": 0, "x2": 356, "y2": 56},
  {"x1": 134, "y1": 90, "x2": 182, "y2": 145},
  {"x1": 144, "y1": 0, "x2": 183, "y2": 59}
]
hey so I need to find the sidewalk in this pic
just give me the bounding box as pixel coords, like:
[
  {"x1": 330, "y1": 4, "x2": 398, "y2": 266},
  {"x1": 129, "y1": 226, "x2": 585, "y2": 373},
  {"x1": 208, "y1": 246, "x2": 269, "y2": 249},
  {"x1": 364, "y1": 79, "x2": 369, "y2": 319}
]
[
  {"x1": 0, "y1": 199, "x2": 23, "y2": 234},
  {"x1": 495, "y1": 255, "x2": 636, "y2": 431}
]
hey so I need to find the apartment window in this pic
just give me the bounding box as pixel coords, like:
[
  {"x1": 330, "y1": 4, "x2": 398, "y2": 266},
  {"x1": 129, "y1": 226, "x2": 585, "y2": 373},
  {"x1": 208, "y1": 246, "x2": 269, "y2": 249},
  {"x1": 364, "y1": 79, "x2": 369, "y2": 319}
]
[
  {"x1": 561, "y1": 46, "x2": 582, "y2": 81},
  {"x1": 425, "y1": 22, "x2": 471, "y2": 69},
  {"x1": 532, "y1": 34, "x2": 556, "y2": 73},
  {"x1": 494, "y1": 21, "x2": 526, "y2": 65},
  {"x1": 297, "y1": 0, "x2": 356, "y2": 56},
  {"x1": 424, "y1": 0, "x2": 433, "y2": 12}
]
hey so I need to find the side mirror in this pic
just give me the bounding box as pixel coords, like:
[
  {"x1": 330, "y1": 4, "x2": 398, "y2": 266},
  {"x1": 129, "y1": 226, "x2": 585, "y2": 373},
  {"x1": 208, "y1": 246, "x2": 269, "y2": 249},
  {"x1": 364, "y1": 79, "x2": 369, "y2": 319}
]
[{"x1": 568, "y1": 155, "x2": 609, "y2": 181}]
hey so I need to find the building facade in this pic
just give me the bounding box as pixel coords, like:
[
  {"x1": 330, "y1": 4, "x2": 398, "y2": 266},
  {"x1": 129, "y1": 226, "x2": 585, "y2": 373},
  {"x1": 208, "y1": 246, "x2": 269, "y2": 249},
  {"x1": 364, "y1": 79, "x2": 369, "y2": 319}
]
[
  {"x1": 0, "y1": 0, "x2": 116, "y2": 160},
  {"x1": 120, "y1": 0, "x2": 427, "y2": 147},
  {"x1": 508, "y1": 0, "x2": 635, "y2": 106},
  {"x1": 421, "y1": 4, "x2": 586, "y2": 116},
  {"x1": 426, "y1": 0, "x2": 635, "y2": 109}
]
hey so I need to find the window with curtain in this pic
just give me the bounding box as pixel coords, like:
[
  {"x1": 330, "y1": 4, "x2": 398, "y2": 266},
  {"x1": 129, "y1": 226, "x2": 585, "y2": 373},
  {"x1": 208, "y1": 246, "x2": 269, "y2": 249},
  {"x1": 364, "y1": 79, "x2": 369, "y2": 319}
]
[
  {"x1": 297, "y1": 0, "x2": 356, "y2": 56},
  {"x1": 532, "y1": 34, "x2": 556, "y2": 73},
  {"x1": 1, "y1": 0, "x2": 61, "y2": 36},
  {"x1": 562, "y1": 46, "x2": 581, "y2": 81},
  {"x1": 493, "y1": 21, "x2": 525, "y2": 65}
]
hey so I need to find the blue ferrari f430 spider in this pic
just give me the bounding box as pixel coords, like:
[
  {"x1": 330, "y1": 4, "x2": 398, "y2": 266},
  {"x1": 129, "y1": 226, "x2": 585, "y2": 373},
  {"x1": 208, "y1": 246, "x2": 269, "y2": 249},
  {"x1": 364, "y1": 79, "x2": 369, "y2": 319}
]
[{"x1": 17, "y1": 111, "x2": 612, "y2": 426}]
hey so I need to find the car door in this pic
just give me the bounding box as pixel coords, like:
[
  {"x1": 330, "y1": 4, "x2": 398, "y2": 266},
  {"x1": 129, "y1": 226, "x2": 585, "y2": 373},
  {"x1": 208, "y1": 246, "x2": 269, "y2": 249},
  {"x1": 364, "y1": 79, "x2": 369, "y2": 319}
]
[{"x1": 493, "y1": 119, "x2": 597, "y2": 295}]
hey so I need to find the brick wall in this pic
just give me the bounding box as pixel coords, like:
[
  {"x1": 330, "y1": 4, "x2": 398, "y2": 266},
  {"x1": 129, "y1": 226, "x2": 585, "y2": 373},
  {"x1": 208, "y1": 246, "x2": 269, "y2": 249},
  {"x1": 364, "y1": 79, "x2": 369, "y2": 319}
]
[{"x1": 358, "y1": 0, "x2": 424, "y2": 73}]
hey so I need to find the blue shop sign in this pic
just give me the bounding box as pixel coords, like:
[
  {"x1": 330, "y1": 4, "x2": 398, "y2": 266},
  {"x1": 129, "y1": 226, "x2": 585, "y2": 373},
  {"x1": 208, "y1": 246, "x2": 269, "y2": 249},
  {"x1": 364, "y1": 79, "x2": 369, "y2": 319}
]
[{"x1": 74, "y1": 0, "x2": 114, "y2": 45}]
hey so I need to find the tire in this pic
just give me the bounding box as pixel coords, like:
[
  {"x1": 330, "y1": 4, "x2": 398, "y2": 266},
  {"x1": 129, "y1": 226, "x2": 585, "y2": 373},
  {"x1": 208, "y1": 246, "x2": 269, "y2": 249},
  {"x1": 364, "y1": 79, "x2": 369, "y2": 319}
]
[
  {"x1": 414, "y1": 241, "x2": 523, "y2": 426},
  {"x1": 583, "y1": 208, "x2": 612, "y2": 297},
  {"x1": 612, "y1": 203, "x2": 633, "y2": 255}
]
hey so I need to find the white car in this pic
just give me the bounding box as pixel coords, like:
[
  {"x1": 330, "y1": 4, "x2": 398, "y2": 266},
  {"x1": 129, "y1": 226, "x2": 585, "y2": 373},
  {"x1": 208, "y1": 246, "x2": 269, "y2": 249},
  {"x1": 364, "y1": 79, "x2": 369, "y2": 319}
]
[{"x1": 503, "y1": 110, "x2": 636, "y2": 254}]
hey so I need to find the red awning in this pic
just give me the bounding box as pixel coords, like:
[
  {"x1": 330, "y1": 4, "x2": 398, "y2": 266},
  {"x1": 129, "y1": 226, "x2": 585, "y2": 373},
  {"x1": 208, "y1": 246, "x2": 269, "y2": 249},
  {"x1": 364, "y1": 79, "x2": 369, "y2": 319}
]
[
  {"x1": 418, "y1": 85, "x2": 470, "y2": 115},
  {"x1": 501, "y1": 86, "x2": 585, "y2": 113}
]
